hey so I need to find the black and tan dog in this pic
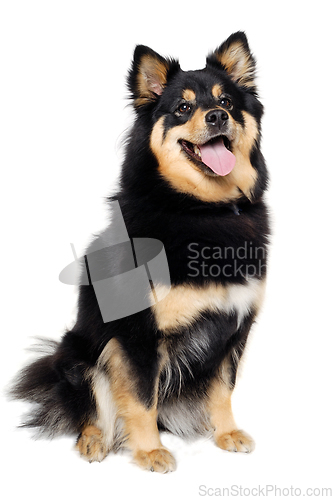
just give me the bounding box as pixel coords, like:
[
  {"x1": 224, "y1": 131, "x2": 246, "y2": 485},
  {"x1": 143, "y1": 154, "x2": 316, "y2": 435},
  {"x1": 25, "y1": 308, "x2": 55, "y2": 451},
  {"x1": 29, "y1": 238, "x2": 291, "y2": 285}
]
[{"x1": 11, "y1": 32, "x2": 269, "y2": 472}]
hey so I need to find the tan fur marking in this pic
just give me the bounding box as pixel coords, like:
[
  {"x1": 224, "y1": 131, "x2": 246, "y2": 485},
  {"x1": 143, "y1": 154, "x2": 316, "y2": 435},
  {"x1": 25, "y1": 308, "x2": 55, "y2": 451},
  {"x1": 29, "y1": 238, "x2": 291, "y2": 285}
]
[
  {"x1": 98, "y1": 339, "x2": 175, "y2": 470},
  {"x1": 76, "y1": 425, "x2": 108, "y2": 462},
  {"x1": 212, "y1": 84, "x2": 223, "y2": 99},
  {"x1": 100, "y1": 339, "x2": 161, "y2": 452},
  {"x1": 216, "y1": 429, "x2": 255, "y2": 452},
  {"x1": 153, "y1": 279, "x2": 266, "y2": 332},
  {"x1": 182, "y1": 88, "x2": 196, "y2": 102},
  {"x1": 226, "y1": 111, "x2": 258, "y2": 199},
  {"x1": 80, "y1": 425, "x2": 103, "y2": 438},
  {"x1": 208, "y1": 377, "x2": 237, "y2": 435},
  {"x1": 150, "y1": 109, "x2": 259, "y2": 202},
  {"x1": 181, "y1": 108, "x2": 208, "y2": 140},
  {"x1": 134, "y1": 448, "x2": 176, "y2": 473},
  {"x1": 150, "y1": 116, "x2": 240, "y2": 203},
  {"x1": 207, "y1": 377, "x2": 254, "y2": 453},
  {"x1": 153, "y1": 282, "x2": 227, "y2": 331},
  {"x1": 123, "y1": 404, "x2": 162, "y2": 453}
]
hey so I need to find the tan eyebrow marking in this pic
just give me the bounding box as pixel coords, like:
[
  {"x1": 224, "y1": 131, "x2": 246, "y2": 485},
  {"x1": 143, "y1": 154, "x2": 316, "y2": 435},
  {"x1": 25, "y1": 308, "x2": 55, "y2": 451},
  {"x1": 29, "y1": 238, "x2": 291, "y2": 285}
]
[
  {"x1": 212, "y1": 84, "x2": 223, "y2": 98},
  {"x1": 182, "y1": 89, "x2": 196, "y2": 101}
]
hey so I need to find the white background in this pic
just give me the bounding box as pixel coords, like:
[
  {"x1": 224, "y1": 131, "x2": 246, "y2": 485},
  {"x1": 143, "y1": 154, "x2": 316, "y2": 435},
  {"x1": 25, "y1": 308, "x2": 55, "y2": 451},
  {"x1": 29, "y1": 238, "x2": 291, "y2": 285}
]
[{"x1": 1, "y1": 0, "x2": 332, "y2": 498}]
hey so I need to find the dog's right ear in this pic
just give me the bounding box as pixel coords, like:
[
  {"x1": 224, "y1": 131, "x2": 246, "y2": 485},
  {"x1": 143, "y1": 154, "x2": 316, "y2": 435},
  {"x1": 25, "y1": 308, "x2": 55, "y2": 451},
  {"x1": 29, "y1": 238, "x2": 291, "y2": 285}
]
[{"x1": 128, "y1": 45, "x2": 180, "y2": 108}]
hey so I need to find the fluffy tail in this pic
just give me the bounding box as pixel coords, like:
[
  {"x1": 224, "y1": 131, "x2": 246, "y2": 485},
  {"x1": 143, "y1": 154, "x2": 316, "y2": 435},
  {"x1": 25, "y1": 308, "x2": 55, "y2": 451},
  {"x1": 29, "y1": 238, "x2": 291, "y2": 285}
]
[{"x1": 9, "y1": 339, "x2": 96, "y2": 438}]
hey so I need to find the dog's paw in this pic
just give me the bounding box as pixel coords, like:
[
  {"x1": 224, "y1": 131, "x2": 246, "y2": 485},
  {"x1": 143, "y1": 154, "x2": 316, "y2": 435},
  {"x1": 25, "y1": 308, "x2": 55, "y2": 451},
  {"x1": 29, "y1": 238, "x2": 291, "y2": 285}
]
[
  {"x1": 76, "y1": 425, "x2": 108, "y2": 463},
  {"x1": 215, "y1": 429, "x2": 255, "y2": 453},
  {"x1": 134, "y1": 448, "x2": 176, "y2": 473}
]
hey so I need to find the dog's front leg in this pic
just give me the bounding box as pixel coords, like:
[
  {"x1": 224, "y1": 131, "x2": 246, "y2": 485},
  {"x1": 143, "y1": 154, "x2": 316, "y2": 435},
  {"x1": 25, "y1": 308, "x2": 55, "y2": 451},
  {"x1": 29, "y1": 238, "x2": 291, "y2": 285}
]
[
  {"x1": 207, "y1": 315, "x2": 256, "y2": 454},
  {"x1": 208, "y1": 375, "x2": 255, "y2": 453},
  {"x1": 94, "y1": 337, "x2": 176, "y2": 472}
]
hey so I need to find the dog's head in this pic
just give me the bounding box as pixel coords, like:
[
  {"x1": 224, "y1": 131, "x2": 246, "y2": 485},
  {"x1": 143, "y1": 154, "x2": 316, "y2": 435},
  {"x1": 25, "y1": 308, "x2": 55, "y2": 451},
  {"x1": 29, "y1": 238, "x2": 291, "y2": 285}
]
[{"x1": 127, "y1": 32, "x2": 267, "y2": 204}]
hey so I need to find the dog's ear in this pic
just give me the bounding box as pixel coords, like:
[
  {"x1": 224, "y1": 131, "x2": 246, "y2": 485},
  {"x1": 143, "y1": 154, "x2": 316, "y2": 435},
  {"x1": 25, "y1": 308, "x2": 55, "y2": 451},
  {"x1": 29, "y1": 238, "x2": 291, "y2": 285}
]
[
  {"x1": 128, "y1": 45, "x2": 180, "y2": 108},
  {"x1": 206, "y1": 32, "x2": 257, "y2": 92}
]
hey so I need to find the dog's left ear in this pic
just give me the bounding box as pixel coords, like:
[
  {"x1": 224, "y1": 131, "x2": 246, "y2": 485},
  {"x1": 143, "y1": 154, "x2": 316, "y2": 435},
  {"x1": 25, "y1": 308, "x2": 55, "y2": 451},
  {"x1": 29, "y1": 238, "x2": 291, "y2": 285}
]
[
  {"x1": 128, "y1": 45, "x2": 180, "y2": 108},
  {"x1": 207, "y1": 32, "x2": 257, "y2": 92}
]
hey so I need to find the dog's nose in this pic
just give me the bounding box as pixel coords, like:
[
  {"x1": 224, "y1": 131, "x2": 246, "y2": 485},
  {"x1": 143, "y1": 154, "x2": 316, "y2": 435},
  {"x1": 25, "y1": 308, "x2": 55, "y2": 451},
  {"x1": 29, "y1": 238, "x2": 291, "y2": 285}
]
[{"x1": 205, "y1": 109, "x2": 229, "y2": 128}]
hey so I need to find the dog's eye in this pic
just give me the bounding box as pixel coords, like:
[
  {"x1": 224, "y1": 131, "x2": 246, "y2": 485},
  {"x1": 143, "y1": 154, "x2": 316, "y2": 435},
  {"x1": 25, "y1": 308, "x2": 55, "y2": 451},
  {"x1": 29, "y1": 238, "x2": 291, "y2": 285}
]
[
  {"x1": 177, "y1": 103, "x2": 191, "y2": 114},
  {"x1": 220, "y1": 98, "x2": 233, "y2": 110}
]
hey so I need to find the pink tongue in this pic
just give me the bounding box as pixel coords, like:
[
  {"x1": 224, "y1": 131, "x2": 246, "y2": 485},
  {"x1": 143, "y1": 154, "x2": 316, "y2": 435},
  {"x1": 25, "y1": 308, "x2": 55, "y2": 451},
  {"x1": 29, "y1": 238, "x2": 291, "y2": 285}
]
[{"x1": 199, "y1": 138, "x2": 236, "y2": 176}]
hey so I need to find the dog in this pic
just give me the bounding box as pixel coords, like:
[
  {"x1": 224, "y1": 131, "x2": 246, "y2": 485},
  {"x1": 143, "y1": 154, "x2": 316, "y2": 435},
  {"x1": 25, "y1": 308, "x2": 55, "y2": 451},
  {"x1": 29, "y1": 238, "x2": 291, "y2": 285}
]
[{"x1": 11, "y1": 32, "x2": 269, "y2": 473}]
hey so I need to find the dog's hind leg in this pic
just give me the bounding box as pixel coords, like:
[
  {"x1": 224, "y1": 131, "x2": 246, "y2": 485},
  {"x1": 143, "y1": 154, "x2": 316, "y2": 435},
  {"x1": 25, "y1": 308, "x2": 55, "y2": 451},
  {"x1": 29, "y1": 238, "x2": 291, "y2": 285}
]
[{"x1": 76, "y1": 366, "x2": 118, "y2": 462}]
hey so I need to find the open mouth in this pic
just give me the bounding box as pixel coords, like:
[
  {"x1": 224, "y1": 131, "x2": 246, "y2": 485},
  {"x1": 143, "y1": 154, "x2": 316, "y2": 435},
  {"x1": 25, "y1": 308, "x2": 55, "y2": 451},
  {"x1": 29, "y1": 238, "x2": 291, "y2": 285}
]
[{"x1": 180, "y1": 136, "x2": 236, "y2": 177}]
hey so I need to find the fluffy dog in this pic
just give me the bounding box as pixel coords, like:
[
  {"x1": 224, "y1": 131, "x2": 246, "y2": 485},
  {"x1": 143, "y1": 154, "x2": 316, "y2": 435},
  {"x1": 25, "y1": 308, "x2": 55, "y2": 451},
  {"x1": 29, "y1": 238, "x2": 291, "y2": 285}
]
[{"x1": 11, "y1": 32, "x2": 269, "y2": 472}]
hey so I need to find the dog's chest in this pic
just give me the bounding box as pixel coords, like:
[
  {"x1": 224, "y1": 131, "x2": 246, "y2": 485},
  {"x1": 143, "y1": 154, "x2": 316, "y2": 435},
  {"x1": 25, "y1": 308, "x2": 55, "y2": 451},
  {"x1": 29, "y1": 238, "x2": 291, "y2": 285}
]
[{"x1": 152, "y1": 278, "x2": 265, "y2": 332}]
